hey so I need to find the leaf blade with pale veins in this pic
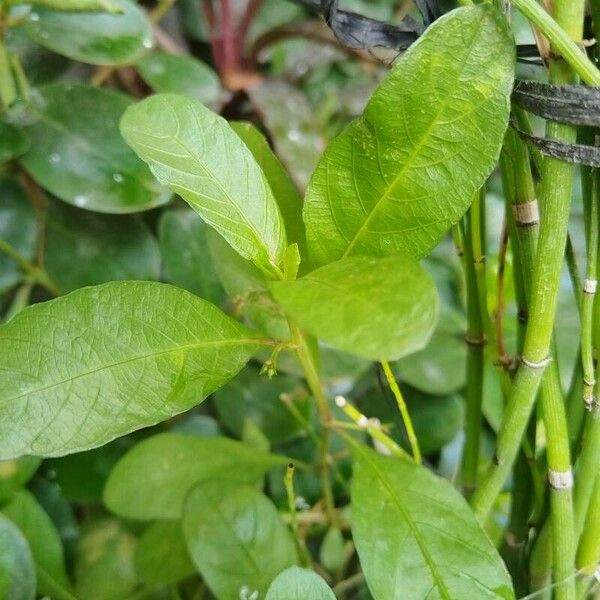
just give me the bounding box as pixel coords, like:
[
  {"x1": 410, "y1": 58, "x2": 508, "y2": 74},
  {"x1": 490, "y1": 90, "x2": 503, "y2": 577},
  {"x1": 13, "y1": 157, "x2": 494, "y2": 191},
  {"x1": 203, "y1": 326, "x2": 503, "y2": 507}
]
[
  {"x1": 303, "y1": 5, "x2": 515, "y2": 266},
  {"x1": 0, "y1": 281, "x2": 264, "y2": 458},
  {"x1": 120, "y1": 94, "x2": 287, "y2": 276}
]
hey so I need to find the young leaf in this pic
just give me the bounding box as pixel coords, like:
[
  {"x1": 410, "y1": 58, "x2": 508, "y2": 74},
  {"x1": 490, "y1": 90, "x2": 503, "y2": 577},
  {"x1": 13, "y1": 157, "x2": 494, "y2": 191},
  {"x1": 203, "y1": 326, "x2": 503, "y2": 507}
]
[
  {"x1": 103, "y1": 433, "x2": 288, "y2": 519},
  {"x1": 0, "y1": 514, "x2": 36, "y2": 600},
  {"x1": 20, "y1": 84, "x2": 170, "y2": 214},
  {"x1": 265, "y1": 567, "x2": 335, "y2": 600},
  {"x1": 269, "y1": 255, "x2": 439, "y2": 361},
  {"x1": 0, "y1": 456, "x2": 41, "y2": 504},
  {"x1": 23, "y1": 0, "x2": 152, "y2": 65},
  {"x1": 0, "y1": 281, "x2": 265, "y2": 458},
  {"x1": 303, "y1": 5, "x2": 514, "y2": 266},
  {"x1": 120, "y1": 93, "x2": 287, "y2": 276},
  {"x1": 230, "y1": 121, "x2": 306, "y2": 256},
  {"x1": 137, "y1": 51, "x2": 221, "y2": 107},
  {"x1": 182, "y1": 479, "x2": 298, "y2": 599},
  {"x1": 2, "y1": 490, "x2": 72, "y2": 598},
  {"x1": 45, "y1": 200, "x2": 161, "y2": 292},
  {"x1": 351, "y1": 445, "x2": 515, "y2": 599},
  {"x1": 134, "y1": 520, "x2": 195, "y2": 586}
]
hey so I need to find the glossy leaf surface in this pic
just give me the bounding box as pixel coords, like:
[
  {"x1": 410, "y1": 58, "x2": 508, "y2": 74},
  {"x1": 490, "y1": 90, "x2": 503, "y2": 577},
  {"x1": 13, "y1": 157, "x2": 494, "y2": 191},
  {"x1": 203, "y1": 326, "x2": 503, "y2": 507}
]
[
  {"x1": 269, "y1": 255, "x2": 439, "y2": 360},
  {"x1": 351, "y1": 445, "x2": 515, "y2": 599},
  {"x1": 20, "y1": 84, "x2": 170, "y2": 213},
  {"x1": 0, "y1": 281, "x2": 263, "y2": 458},
  {"x1": 103, "y1": 433, "x2": 287, "y2": 519},
  {"x1": 303, "y1": 5, "x2": 514, "y2": 266},
  {"x1": 182, "y1": 479, "x2": 297, "y2": 599},
  {"x1": 121, "y1": 93, "x2": 287, "y2": 274}
]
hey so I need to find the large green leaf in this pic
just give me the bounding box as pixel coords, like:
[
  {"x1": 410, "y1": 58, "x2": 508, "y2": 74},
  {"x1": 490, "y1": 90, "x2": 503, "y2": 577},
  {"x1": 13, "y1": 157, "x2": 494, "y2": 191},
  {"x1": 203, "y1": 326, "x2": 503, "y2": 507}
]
[
  {"x1": 303, "y1": 5, "x2": 514, "y2": 266},
  {"x1": 134, "y1": 520, "x2": 195, "y2": 586},
  {"x1": 265, "y1": 567, "x2": 335, "y2": 599},
  {"x1": 158, "y1": 208, "x2": 225, "y2": 304},
  {"x1": 0, "y1": 281, "x2": 264, "y2": 458},
  {"x1": 45, "y1": 200, "x2": 160, "y2": 292},
  {"x1": 22, "y1": 0, "x2": 153, "y2": 65},
  {"x1": 0, "y1": 177, "x2": 37, "y2": 294},
  {"x1": 2, "y1": 490, "x2": 72, "y2": 598},
  {"x1": 137, "y1": 51, "x2": 221, "y2": 106},
  {"x1": 120, "y1": 93, "x2": 287, "y2": 276},
  {"x1": 0, "y1": 514, "x2": 35, "y2": 600},
  {"x1": 351, "y1": 446, "x2": 515, "y2": 599},
  {"x1": 20, "y1": 84, "x2": 170, "y2": 213},
  {"x1": 269, "y1": 255, "x2": 439, "y2": 361},
  {"x1": 231, "y1": 121, "x2": 306, "y2": 256},
  {"x1": 103, "y1": 432, "x2": 287, "y2": 519},
  {"x1": 182, "y1": 479, "x2": 297, "y2": 599}
]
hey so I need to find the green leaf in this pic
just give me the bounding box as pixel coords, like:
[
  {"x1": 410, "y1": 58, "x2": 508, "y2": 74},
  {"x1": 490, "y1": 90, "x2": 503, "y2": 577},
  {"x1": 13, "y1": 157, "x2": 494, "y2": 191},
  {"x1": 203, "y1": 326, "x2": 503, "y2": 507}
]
[
  {"x1": 269, "y1": 255, "x2": 439, "y2": 361},
  {"x1": 75, "y1": 519, "x2": 137, "y2": 600},
  {"x1": 303, "y1": 5, "x2": 514, "y2": 266},
  {"x1": 214, "y1": 368, "x2": 311, "y2": 445},
  {"x1": 0, "y1": 177, "x2": 37, "y2": 294},
  {"x1": 0, "y1": 457, "x2": 41, "y2": 505},
  {"x1": 20, "y1": 84, "x2": 170, "y2": 214},
  {"x1": 0, "y1": 514, "x2": 35, "y2": 600},
  {"x1": 120, "y1": 93, "x2": 287, "y2": 275},
  {"x1": 137, "y1": 51, "x2": 221, "y2": 106},
  {"x1": 134, "y1": 520, "x2": 195, "y2": 586},
  {"x1": 158, "y1": 208, "x2": 225, "y2": 304},
  {"x1": 351, "y1": 446, "x2": 515, "y2": 600},
  {"x1": 0, "y1": 121, "x2": 29, "y2": 162},
  {"x1": 319, "y1": 527, "x2": 346, "y2": 574},
  {"x1": 2, "y1": 490, "x2": 72, "y2": 598},
  {"x1": 182, "y1": 479, "x2": 297, "y2": 599},
  {"x1": 45, "y1": 200, "x2": 160, "y2": 292},
  {"x1": 22, "y1": 0, "x2": 152, "y2": 65},
  {"x1": 103, "y1": 432, "x2": 288, "y2": 519},
  {"x1": 265, "y1": 567, "x2": 335, "y2": 600},
  {"x1": 230, "y1": 121, "x2": 306, "y2": 256},
  {"x1": 0, "y1": 281, "x2": 264, "y2": 458}
]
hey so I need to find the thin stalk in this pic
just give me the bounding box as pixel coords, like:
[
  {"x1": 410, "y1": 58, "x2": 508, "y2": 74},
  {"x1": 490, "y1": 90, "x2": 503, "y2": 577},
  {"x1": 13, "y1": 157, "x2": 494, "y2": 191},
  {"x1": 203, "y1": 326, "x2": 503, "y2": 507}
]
[
  {"x1": 380, "y1": 360, "x2": 421, "y2": 463},
  {"x1": 575, "y1": 474, "x2": 600, "y2": 592},
  {"x1": 0, "y1": 38, "x2": 16, "y2": 108},
  {"x1": 284, "y1": 463, "x2": 311, "y2": 567}
]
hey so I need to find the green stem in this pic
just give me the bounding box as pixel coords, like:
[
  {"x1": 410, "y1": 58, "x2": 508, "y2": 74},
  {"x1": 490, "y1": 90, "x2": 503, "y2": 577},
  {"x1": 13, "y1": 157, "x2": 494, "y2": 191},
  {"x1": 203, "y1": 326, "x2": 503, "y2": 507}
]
[
  {"x1": 575, "y1": 474, "x2": 600, "y2": 590},
  {"x1": 380, "y1": 360, "x2": 421, "y2": 463},
  {"x1": 0, "y1": 38, "x2": 16, "y2": 108},
  {"x1": 284, "y1": 463, "x2": 311, "y2": 567}
]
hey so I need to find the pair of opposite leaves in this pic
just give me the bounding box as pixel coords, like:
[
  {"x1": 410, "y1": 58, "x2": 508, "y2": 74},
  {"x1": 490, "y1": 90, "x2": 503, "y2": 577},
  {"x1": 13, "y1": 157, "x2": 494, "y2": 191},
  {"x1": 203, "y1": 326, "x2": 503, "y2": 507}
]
[{"x1": 0, "y1": 4, "x2": 514, "y2": 459}]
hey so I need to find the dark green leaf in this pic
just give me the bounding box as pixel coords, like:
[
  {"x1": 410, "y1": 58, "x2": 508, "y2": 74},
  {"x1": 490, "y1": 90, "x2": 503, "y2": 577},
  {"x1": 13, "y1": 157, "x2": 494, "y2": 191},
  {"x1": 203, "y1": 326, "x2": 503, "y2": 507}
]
[
  {"x1": 0, "y1": 177, "x2": 37, "y2": 295},
  {"x1": 158, "y1": 208, "x2": 225, "y2": 304},
  {"x1": 182, "y1": 479, "x2": 297, "y2": 599},
  {"x1": 0, "y1": 281, "x2": 264, "y2": 458},
  {"x1": 351, "y1": 445, "x2": 515, "y2": 599},
  {"x1": 0, "y1": 122, "x2": 29, "y2": 162},
  {"x1": 2, "y1": 490, "x2": 72, "y2": 598},
  {"x1": 303, "y1": 5, "x2": 514, "y2": 266},
  {"x1": 214, "y1": 368, "x2": 311, "y2": 445},
  {"x1": 137, "y1": 51, "x2": 221, "y2": 106},
  {"x1": 103, "y1": 433, "x2": 288, "y2": 519},
  {"x1": 0, "y1": 456, "x2": 41, "y2": 505},
  {"x1": 22, "y1": 0, "x2": 153, "y2": 65},
  {"x1": 269, "y1": 255, "x2": 439, "y2": 361},
  {"x1": 0, "y1": 514, "x2": 35, "y2": 600},
  {"x1": 20, "y1": 84, "x2": 170, "y2": 214},
  {"x1": 265, "y1": 567, "x2": 335, "y2": 600},
  {"x1": 134, "y1": 520, "x2": 195, "y2": 586},
  {"x1": 45, "y1": 200, "x2": 160, "y2": 292},
  {"x1": 120, "y1": 93, "x2": 287, "y2": 275}
]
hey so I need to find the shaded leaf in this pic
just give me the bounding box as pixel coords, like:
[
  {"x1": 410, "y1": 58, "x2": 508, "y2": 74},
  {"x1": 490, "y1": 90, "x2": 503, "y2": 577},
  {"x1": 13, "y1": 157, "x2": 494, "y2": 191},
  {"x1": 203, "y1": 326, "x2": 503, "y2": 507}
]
[
  {"x1": 320, "y1": 527, "x2": 346, "y2": 574},
  {"x1": 303, "y1": 5, "x2": 514, "y2": 266},
  {"x1": 0, "y1": 514, "x2": 35, "y2": 600},
  {"x1": 269, "y1": 255, "x2": 439, "y2": 361},
  {"x1": 45, "y1": 200, "x2": 160, "y2": 292},
  {"x1": 22, "y1": 0, "x2": 152, "y2": 65},
  {"x1": 0, "y1": 281, "x2": 264, "y2": 458},
  {"x1": 103, "y1": 433, "x2": 287, "y2": 519},
  {"x1": 182, "y1": 479, "x2": 297, "y2": 599},
  {"x1": 351, "y1": 445, "x2": 515, "y2": 599},
  {"x1": 121, "y1": 93, "x2": 287, "y2": 275},
  {"x1": 2, "y1": 490, "x2": 72, "y2": 598},
  {"x1": 265, "y1": 567, "x2": 335, "y2": 599},
  {"x1": 0, "y1": 122, "x2": 29, "y2": 162},
  {"x1": 0, "y1": 456, "x2": 41, "y2": 505}
]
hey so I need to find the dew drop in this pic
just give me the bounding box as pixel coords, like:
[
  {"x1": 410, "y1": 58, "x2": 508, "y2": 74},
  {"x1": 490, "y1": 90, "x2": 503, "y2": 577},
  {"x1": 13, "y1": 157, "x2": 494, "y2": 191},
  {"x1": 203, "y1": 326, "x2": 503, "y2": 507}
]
[
  {"x1": 49, "y1": 153, "x2": 61, "y2": 165},
  {"x1": 74, "y1": 195, "x2": 89, "y2": 207},
  {"x1": 287, "y1": 129, "x2": 302, "y2": 142},
  {"x1": 142, "y1": 37, "x2": 153, "y2": 49},
  {"x1": 112, "y1": 172, "x2": 124, "y2": 183},
  {"x1": 29, "y1": 11, "x2": 39, "y2": 21}
]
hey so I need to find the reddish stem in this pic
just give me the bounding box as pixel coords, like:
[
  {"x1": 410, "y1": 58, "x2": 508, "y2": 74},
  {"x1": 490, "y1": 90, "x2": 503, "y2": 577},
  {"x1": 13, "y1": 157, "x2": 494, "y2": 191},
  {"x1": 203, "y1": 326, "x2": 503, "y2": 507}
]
[
  {"x1": 220, "y1": 0, "x2": 238, "y2": 71},
  {"x1": 202, "y1": 0, "x2": 224, "y2": 73},
  {"x1": 237, "y1": 0, "x2": 263, "y2": 60}
]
